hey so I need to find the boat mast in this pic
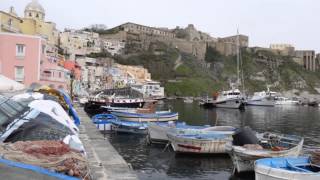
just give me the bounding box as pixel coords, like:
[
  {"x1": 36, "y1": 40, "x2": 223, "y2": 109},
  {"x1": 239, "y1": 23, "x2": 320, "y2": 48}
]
[{"x1": 236, "y1": 29, "x2": 240, "y2": 87}]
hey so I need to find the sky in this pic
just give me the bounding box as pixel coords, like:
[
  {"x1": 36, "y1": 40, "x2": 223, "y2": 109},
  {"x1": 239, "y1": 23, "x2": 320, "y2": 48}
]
[{"x1": 1, "y1": 0, "x2": 319, "y2": 52}]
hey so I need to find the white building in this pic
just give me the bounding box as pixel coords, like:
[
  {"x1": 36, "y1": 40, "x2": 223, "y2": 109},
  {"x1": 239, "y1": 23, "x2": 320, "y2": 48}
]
[
  {"x1": 103, "y1": 39, "x2": 125, "y2": 55},
  {"x1": 131, "y1": 80, "x2": 165, "y2": 99},
  {"x1": 60, "y1": 29, "x2": 101, "y2": 58}
]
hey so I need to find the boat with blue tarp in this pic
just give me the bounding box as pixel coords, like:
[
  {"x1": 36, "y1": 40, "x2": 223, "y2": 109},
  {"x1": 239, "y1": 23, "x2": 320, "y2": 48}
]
[{"x1": 255, "y1": 157, "x2": 320, "y2": 180}]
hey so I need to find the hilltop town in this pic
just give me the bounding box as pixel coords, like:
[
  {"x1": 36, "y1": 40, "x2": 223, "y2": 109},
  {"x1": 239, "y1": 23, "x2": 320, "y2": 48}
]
[{"x1": 1, "y1": 0, "x2": 320, "y2": 98}]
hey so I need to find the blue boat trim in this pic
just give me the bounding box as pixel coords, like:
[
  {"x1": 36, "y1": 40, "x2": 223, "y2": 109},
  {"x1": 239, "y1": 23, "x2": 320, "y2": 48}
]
[{"x1": 0, "y1": 158, "x2": 79, "y2": 180}]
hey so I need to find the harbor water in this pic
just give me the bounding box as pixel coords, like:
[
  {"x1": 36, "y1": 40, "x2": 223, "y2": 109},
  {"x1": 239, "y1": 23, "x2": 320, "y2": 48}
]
[{"x1": 102, "y1": 99, "x2": 320, "y2": 180}]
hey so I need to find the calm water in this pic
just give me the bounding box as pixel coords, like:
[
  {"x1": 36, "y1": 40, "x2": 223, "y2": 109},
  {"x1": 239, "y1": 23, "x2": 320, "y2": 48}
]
[{"x1": 102, "y1": 100, "x2": 320, "y2": 180}]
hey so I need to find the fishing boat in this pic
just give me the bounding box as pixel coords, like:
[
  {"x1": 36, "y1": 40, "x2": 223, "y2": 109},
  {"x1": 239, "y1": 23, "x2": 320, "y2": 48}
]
[
  {"x1": 246, "y1": 88, "x2": 277, "y2": 106},
  {"x1": 91, "y1": 114, "x2": 118, "y2": 131},
  {"x1": 111, "y1": 111, "x2": 179, "y2": 122},
  {"x1": 255, "y1": 157, "x2": 320, "y2": 180},
  {"x1": 111, "y1": 120, "x2": 148, "y2": 134},
  {"x1": 226, "y1": 127, "x2": 304, "y2": 173},
  {"x1": 275, "y1": 97, "x2": 299, "y2": 106},
  {"x1": 147, "y1": 121, "x2": 210, "y2": 144},
  {"x1": 212, "y1": 88, "x2": 245, "y2": 109},
  {"x1": 167, "y1": 126, "x2": 236, "y2": 154}
]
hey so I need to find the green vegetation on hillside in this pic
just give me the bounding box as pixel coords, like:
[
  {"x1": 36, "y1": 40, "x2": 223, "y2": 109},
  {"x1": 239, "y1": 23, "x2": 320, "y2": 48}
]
[{"x1": 113, "y1": 41, "x2": 320, "y2": 96}]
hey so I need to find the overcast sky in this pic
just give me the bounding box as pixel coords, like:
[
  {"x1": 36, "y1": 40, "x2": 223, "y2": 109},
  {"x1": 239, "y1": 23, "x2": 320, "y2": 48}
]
[{"x1": 1, "y1": 0, "x2": 319, "y2": 52}]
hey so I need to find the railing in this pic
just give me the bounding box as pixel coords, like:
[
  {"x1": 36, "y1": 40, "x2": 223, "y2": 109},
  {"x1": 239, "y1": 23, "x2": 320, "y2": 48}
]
[
  {"x1": 40, "y1": 74, "x2": 66, "y2": 83},
  {"x1": 1, "y1": 24, "x2": 20, "y2": 33}
]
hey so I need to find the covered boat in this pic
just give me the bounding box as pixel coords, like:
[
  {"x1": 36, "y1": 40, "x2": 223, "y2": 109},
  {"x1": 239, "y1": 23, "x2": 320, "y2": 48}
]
[
  {"x1": 110, "y1": 111, "x2": 179, "y2": 122},
  {"x1": 255, "y1": 157, "x2": 320, "y2": 180},
  {"x1": 167, "y1": 126, "x2": 236, "y2": 154},
  {"x1": 147, "y1": 121, "x2": 210, "y2": 144},
  {"x1": 226, "y1": 127, "x2": 304, "y2": 173},
  {"x1": 91, "y1": 114, "x2": 118, "y2": 131}
]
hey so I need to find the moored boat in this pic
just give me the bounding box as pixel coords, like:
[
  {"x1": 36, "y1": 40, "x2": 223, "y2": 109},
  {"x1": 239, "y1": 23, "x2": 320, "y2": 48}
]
[
  {"x1": 226, "y1": 127, "x2": 304, "y2": 173},
  {"x1": 167, "y1": 126, "x2": 236, "y2": 154},
  {"x1": 111, "y1": 111, "x2": 179, "y2": 122},
  {"x1": 147, "y1": 121, "x2": 210, "y2": 144},
  {"x1": 111, "y1": 120, "x2": 148, "y2": 134},
  {"x1": 246, "y1": 89, "x2": 277, "y2": 107},
  {"x1": 255, "y1": 157, "x2": 320, "y2": 180},
  {"x1": 275, "y1": 97, "x2": 299, "y2": 106},
  {"x1": 212, "y1": 88, "x2": 245, "y2": 109},
  {"x1": 92, "y1": 114, "x2": 118, "y2": 131}
]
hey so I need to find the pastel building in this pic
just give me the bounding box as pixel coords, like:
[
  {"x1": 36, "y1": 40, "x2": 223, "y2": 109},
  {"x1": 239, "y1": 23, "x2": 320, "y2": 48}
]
[{"x1": 0, "y1": 32, "x2": 68, "y2": 88}]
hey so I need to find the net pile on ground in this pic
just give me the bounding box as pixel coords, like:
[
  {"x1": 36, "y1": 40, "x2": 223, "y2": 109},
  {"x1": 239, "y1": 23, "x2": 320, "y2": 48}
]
[
  {"x1": 311, "y1": 150, "x2": 320, "y2": 165},
  {"x1": 0, "y1": 140, "x2": 89, "y2": 179}
]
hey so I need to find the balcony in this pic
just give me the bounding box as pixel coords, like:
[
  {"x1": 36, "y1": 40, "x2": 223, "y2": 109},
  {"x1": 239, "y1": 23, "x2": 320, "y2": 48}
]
[
  {"x1": 40, "y1": 73, "x2": 66, "y2": 83},
  {"x1": 1, "y1": 24, "x2": 20, "y2": 33}
]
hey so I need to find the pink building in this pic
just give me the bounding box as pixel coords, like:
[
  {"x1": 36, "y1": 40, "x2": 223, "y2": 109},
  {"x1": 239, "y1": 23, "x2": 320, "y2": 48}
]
[{"x1": 0, "y1": 32, "x2": 68, "y2": 89}]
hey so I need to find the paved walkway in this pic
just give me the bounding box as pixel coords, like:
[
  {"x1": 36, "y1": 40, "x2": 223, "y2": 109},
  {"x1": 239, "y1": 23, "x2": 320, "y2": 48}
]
[{"x1": 76, "y1": 107, "x2": 138, "y2": 180}]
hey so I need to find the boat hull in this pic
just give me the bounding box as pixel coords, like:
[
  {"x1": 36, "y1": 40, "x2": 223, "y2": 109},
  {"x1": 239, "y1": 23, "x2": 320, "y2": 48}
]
[
  {"x1": 246, "y1": 100, "x2": 275, "y2": 107},
  {"x1": 255, "y1": 157, "x2": 320, "y2": 180},
  {"x1": 111, "y1": 124, "x2": 147, "y2": 134},
  {"x1": 227, "y1": 139, "x2": 304, "y2": 173},
  {"x1": 214, "y1": 99, "x2": 245, "y2": 109},
  {"x1": 111, "y1": 112, "x2": 179, "y2": 122},
  {"x1": 168, "y1": 133, "x2": 233, "y2": 154}
]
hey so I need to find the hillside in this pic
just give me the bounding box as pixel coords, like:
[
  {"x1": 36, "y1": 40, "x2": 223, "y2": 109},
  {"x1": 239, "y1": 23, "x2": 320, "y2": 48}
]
[{"x1": 113, "y1": 41, "x2": 320, "y2": 97}]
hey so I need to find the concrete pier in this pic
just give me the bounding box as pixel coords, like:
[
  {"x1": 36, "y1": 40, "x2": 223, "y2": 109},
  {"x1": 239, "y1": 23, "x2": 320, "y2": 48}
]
[{"x1": 76, "y1": 107, "x2": 138, "y2": 180}]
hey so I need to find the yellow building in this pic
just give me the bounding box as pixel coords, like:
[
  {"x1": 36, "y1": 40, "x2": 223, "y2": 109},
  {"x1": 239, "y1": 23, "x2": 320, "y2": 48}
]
[
  {"x1": 20, "y1": 0, "x2": 59, "y2": 45},
  {"x1": 0, "y1": 0, "x2": 59, "y2": 46},
  {"x1": 0, "y1": 7, "x2": 22, "y2": 33}
]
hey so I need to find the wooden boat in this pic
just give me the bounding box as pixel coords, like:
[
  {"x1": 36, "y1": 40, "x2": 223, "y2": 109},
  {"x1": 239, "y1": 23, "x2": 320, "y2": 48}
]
[
  {"x1": 111, "y1": 120, "x2": 148, "y2": 134},
  {"x1": 111, "y1": 111, "x2": 179, "y2": 122},
  {"x1": 255, "y1": 157, "x2": 320, "y2": 180},
  {"x1": 226, "y1": 128, "x2": 304, "y2": 173},
  {"x1": 91, "y1": 114, "x2": 118, "y2": 131},
  {"x1": 147, "y1": 121, "x2": 210, "y2": 144},
  {"x1": 167, "y1": 126, "x2": 236, "y2": 154}
]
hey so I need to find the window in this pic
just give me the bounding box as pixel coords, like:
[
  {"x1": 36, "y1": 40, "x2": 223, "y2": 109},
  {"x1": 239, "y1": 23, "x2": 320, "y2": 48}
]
[
  {"x1": 42, "y1": 45, "x2": 46, "y2": 54},
  {"x1": 59, "y1": 72, "x2": 62, "y2": 78},
  {"x1": 36, "y1": 13, "x2": 39, "y2": 18},
  {"x1": 29, "y1": 12, "x2": 32, "y2": 17},
  {"x1": 14, "y1": 66, "x2": 24, "y2": 82},
  {"x1": 16, "y1": 44, "x2": 25, "y2": 57},
  {"x1": 8, "y1": 19, "x2": 12, "y2": 26}
]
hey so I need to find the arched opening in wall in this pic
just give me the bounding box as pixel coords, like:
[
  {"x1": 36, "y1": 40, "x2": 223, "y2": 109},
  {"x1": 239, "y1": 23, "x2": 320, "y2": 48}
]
[
  {"x1": 36, "y1": 14, "x2": 39, "y2": 18},
  {"x1": 29, "y1": 12, "x2": 32, "y2": 17}
]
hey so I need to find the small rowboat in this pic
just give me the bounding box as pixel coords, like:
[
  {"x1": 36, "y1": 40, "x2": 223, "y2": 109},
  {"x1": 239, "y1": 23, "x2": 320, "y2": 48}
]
[
  {"x1": 91, "y1": 114, "x2": 118, "y2": 131},
  {"x1": 226, "y1": 127, "x2": 304, "y2": 173},
  {"x1": 147, "y1": 121, "x2": 210, "y2": 144},
  {"x1": 167, "y1": 126, "x2": 236, "y2": 154},
  {"x1": 111, "y1": 120, "x2": 148, "y2": 134},
  {"x1": 110, "y1": 111, "x2": 179, "y2": 122},
  {"x1": 255, "y1": 157, "x2": 320, "y2": 180}
]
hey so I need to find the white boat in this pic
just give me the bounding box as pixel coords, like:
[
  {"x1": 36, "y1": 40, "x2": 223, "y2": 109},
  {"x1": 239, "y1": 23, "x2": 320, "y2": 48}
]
[
  {"x1": 275, "y1": 97, "x2": 299, "y2": 106},
  {"x1": 246, "y1": 89, "x2": 277, "y2": 106},
  {"x1": 183, "y1": 97, "x2": 194, "y2": 104},
  {"x1": 213, "y1": 88, "x2": 245, "y2": 109},
  {"x1": 167, "y1": 126, "x2": 236, "y2": 154},
  {"x1": 147, "y1": 121, "x2": 210, "y2": 144},
  {"x1": 227, "y1": 129, "x2": 304, "y2": 173},
  {"x1": 111, "y1": 111, "x2": 179, "y2": 122},
  {"x1": 255, "y1": 157, "x2": 320, "y2": 180}
]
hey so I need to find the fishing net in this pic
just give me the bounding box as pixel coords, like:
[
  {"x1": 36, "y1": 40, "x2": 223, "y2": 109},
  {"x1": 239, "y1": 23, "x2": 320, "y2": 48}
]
[
  {"x1": 311, "y1": 150, "x2": 320, "y2": 165},
  {"x1": 0, "y1": 140, "x2": 90, "y2": 179}
]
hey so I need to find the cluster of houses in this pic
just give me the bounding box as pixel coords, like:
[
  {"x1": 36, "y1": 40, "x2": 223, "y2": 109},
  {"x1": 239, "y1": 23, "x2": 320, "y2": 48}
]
[
  {"x1": 0, "y1": 0, "x2": 318, "y2": 98},
  {"x1": 0, "y1": 0, "x2": 164, "y2": 98}
]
